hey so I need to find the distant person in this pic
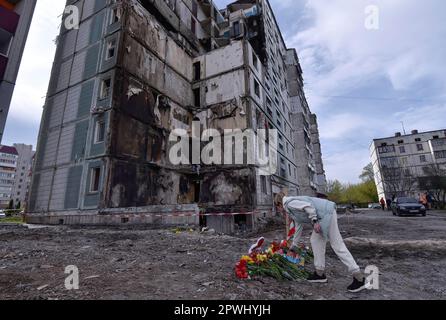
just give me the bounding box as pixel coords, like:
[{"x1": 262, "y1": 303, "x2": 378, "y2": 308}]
[
  {"x1": 426, "y1": 193, "x2": 433, "y2": 210},
  {"x1": 419, "y1": 193, "x2": 428, "y2": 208},
  {"x1": 380, "y1": 198, "x2": 386, "y2": 211},
  {"x1": 386, "y1": 199, "x2": 392, "y2": 211}
]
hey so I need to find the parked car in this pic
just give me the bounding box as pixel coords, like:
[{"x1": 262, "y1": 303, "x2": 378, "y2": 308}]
[
  {"x1": 0, "y1": 211, "x2": 6, "y2": 218},
  {"x1": 336, "y1": 204, "x2": 355, "y2": 214},
  {"x1": 391, "y1": 197, "x2": 426, "y2": 217},
  {"x1": 368, "y1": 203, "x2": 382, "y2": 209}
]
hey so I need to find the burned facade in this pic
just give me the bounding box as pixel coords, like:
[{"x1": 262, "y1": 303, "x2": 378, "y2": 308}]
[{"x1": 27, "y1": 0, "x2": 327, "y2": 232}]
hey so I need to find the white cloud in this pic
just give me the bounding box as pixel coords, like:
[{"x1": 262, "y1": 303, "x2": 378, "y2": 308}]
[
  {"x1": 288, "y1": 0, "x2": 446, "y2": 109},
  {"x1": 319, "y1": 113, "x2": 368, "y2": 140}
]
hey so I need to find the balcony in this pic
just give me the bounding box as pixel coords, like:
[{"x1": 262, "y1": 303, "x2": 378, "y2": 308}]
[{"x1": 430, "y1": 137, "x2": 446, "y2": 152}]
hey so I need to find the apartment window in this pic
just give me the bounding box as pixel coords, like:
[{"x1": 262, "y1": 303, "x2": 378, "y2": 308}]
[
  {"x1": 233, "y1": 21, "x2": 241, "y2": 37},
  {"x1": 193, "y1": 88, "x2": 201, "y2": 107},
  {"x1": 254, "y1": 79, "x2": 260, "y2": 98},
  {"x1": 89, "y1": 167, "x2": 101, "y2": 193},
  {"x1": 399, "y1": 146, "x2": 406, "y2": 153},
  {"x1": 193, "y1": 62, "x2": 201, "y2": 81},
  {"x1": 100, "y1": 78, "x2": 111, "y2": 99},
  {"x1": 433, "y1": 135, "x2": 439, "y2": 139},
  {"x1": 94, "y1": 119, "x2": 106, "y2": 144},
  {"x1": 267, "y1": 107, "x2": 273, "y2": 117},
  {"x1": 415, "y1": 138, "x2": 421, "y2": 142},
  {"x1": 398, "y1": 140, "x2": 404, "y2": 144},
  {"x1": 378, "y1": 145, "x2": 395, "y2": 154},
  {"x1": 106, "y1": 39, "x2": 116, "y2": 60},
  {"x1": 435, "y1": 151, "x2": 446, "y2": 159},
  {"x1": 111, "y1": 7, "x2": 121, "y2": 24},
  {"x1": 417, "y1": 144, "x2": 424, "y2": 151},
  {"x1": 261, "y1": 176, "x2": 267, "y2": 194},
  {"x1": 420, "y1": 155, "x2": 427, "y2": 163}
]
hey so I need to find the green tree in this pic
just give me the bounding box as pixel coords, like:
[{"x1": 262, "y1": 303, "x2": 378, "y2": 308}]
[{"x1": 327, "y1": 180, "x2": 344, "y2": 203}]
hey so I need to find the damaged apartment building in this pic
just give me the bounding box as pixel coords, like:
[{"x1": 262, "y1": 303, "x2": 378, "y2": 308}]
[{"x1": 27, "y1": 0, "x2": 327, "y2": 232}]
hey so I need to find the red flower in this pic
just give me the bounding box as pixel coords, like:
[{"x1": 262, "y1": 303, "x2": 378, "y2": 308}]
[
  {"x1": 280, "y1": 240, "x2": 288, "y2": 249},
  {"x1": 235, "y1": 260, "x2": 249, "y2": 279}
]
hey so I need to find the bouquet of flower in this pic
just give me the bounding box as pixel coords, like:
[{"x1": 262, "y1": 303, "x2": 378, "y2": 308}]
[{"x1": 235, "y1": 238, "x2": 313, "y2": 281}]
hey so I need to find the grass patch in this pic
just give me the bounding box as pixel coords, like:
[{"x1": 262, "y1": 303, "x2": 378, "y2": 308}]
[{"x1": 0, "y1": 216, "x2": 24, "y2": 224}]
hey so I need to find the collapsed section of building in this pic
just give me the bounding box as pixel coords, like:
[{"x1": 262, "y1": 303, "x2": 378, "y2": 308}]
[{"x1": 27, "y1": 0, "x2": 327, "y2": 233}]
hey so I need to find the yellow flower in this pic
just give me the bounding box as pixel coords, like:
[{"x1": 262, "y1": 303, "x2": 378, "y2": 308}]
[
  {"x1": 257, "y1": 254, "x2": 268, "y2": 262},
  {"x1": 241, "y1": 256, "x2": 254, "y2": 264}
]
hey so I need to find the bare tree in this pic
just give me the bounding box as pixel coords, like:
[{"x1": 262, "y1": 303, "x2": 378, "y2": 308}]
[
  {"x1": 419, "y1": 164, "x2": 446, "y2": 209},
  {"x1": 359, "y1": 163, "x2": 374, "y2": 182},
  {"x1": 381, "y1": 166, "x2": 418, "y2": 198}
]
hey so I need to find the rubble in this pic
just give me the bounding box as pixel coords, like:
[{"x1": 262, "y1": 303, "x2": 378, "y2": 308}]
[{"x1": 1, "y1": 210, "x2": 446, "y2": 300}]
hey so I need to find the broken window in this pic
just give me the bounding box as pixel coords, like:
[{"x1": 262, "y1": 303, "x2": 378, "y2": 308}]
[
  {"x1": 233, "y1": 21, "x2": 241, "y2": 37},
  {"x1": 191, "y1": 17, "x2": 196, "y2": 35},
  {"x1": 100, "y1": 78, "x2": 111, "y2": 100},
  {"x1": 106, "y1": 39, "x2": 116, "y2": 60},
  {"x1": 193, "y1": 62, "x2": 201, "y2": 81},
  {"x1": 110, "y1": 7, "x2": 121, "y2": 24},
  {"x1": 193, "y1": 88, "x2": 201, "y2": 107},
  {"x1": 94, "y1": 119, "x2": 106, "y2": 144},
  {"x1": 420, "y1": 155, "x2": 427, "y2": 163},
  {"x1": 261, "y1": 176, "x2": 267, "y2": 194},
  {"x1": 89, "y1": 167, "x2": 101, "y2": 193},
  {"x1": 417, "y1": 144, "x2": 424, "y2": 151},
  {"x1": 254, "y1": 79, "x2": 260, "y2": 98}
]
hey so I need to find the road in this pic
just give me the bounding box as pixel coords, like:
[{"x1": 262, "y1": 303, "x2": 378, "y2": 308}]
[{"x1": 0, "y1": 209, "x2": 445, "y2": 300}]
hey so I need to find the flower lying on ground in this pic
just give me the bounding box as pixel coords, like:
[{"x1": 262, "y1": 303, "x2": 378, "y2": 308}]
[{"x1": 235, "y1": 239, "x2": 313, "y2": 281}]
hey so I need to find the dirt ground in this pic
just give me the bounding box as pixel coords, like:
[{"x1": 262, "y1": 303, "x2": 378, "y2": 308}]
[{"x1": 1, "y1": 209, "x2": 446, "y2": 300}]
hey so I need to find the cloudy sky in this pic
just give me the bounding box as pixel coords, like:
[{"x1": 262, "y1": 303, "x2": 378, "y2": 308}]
[{"x1": 3, "y1": 0, "x2": 446, "y2": 183}]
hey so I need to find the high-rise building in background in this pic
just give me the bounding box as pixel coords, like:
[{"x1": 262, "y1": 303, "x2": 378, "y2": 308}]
[
  {"x1": 370, "y1": 129, "x2": 446, "y2": 200},
  {"x1": 11, "y1": 143, "x2": 34, "y2": 209},
  {"x1": 28, "y1": 0, "x2": 326, "y2": 232},
  {"x1": 0, "y1": 0, "x2": 37, "y2": 142},
  {"x1": 0, "y1": 144, "x2": 18, "y2": 208}
]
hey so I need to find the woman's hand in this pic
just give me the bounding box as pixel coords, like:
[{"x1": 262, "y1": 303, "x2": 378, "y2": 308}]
[{"x1": 313, "y1": 222, "x2": 322, "y2": 234}]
